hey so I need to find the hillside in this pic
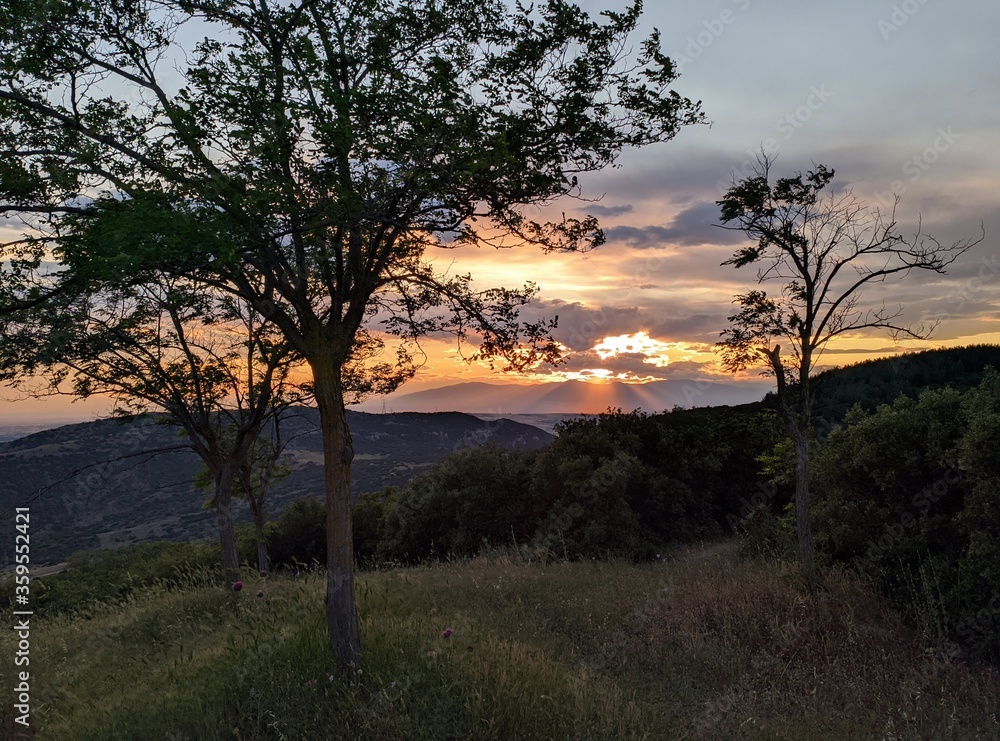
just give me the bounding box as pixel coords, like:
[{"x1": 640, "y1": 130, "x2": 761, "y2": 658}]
[
  {"x1": 5, "y1": 542, "x2": 998, "y2": 739},
  {"x1": 0, "y1": 408, "x2": 551, "y2": 565},
  {"x1": 809, "y1": 344, "x2": 1000, "y2": 422}
]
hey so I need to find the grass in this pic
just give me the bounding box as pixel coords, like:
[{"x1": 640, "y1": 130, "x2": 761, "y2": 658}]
[{"x1": 2, "y1": 541, "x2": 999, "y2": 739}]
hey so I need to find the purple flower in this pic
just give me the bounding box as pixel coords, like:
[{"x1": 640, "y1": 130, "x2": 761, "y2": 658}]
[
  {"x1": 256, "y1": 589, "x2": 264, "y2": 598},
  {"x1": 232, "y1": 580, "x2": 243, "y2": 592},
  {"x1": 442, "y1": 628, "x2": 452, "y2": 638}
]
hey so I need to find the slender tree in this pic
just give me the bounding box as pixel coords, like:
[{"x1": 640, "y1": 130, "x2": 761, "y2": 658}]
[
  {"x1": 716, "y1": 155, "x2": 983, "y2": 572},
  {"x1": 0, "y1": 0, "x2": 704, "y2": 669},
  {"x1": 0, "y1": 275, "x2": 308, "y2": 584}
]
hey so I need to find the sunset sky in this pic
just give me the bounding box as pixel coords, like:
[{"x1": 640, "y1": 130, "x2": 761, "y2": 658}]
[{"x1": 2, "y1": 0, "x2": 999, "y2": 422}]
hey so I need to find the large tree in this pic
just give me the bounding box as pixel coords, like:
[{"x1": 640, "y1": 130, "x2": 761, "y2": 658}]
[
  {"x1": 0, "y1": 0, "x2": 704, "y2": 670},
  {"x1": 716, "y1": 155, "x2": 983, "y2": 572}
]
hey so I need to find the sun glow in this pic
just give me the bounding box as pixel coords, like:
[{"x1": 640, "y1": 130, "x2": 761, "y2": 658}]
[{"x1": 593, "y1": 331, "x2": 672, "y2": 366}]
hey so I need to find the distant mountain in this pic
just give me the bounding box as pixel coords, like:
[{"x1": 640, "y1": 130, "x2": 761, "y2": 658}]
[
  {"x1": 0, "y1": 408, "x2": 552, "y2": 566},
  {"x1": 0, "y1": 422, "x2": 70, "y2": 443},
  {"x1": 360, "y1": 378, "x2": 772, "y2": 415}
]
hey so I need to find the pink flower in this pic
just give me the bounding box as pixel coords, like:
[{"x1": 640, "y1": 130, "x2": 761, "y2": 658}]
[
  {"x1": 442, "y1": 628, "x2": 452, "y2": 638},
  {"x1": 256, "y1": 590, "x2": 264, "y2": 598},
  {"x1": 232, "y1": 580, "x2": 243, "y2": 592}
]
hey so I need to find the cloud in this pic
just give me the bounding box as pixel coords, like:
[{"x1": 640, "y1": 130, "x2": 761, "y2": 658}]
[
  {"x1": 536, "y1": 301, "x2": 645, "y2": 351},
  {"x1": 603, "y1": 225, "x2": 675, "y2": 248},
  {"x1": 648, "y1": 313, "x2": 727, "y2": 341},
  {"x1": 580, "y1": 203, "x2": 634, "y2": 217},
  {"x1": 604, "y1": 201, "x2": 747, "y2": 248}
]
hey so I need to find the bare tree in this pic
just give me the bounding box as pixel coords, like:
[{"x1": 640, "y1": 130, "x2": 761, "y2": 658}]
[{"x1": 716, "y1": 154, "x2": 984, "y2": 572}]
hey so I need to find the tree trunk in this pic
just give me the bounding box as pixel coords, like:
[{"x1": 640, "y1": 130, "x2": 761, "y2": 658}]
[
  {"x1": 215, "y1": 473, "x2": 241, "y2": 585},
  {"x1": 311, "y1": 356, "x2": 361, "y2": 673},
  {"x1": 254, "y1": 514, "x2": 269, "y2": 575},
  {"x1": 790, "y1": 422, "x2": 816, "y2": 574},
  {"x1": 768, "y1": 344, "x2": 816, "y2": 574}
]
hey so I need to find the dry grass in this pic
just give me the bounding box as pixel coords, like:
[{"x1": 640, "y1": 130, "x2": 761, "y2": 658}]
[{"x1": 624, "y1": 542, "x2": 1000, "y2": 739}]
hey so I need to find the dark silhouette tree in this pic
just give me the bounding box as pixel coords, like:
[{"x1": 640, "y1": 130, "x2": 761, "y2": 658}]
[
  {"x1": 0, "y1": 276, "x2": 307, "y2": 584},
  {"x1": 0, "y1": 0, "x2": 705, "y2": 670},
  {"x1": 716, "y1": 154, "x2": 983, "y2": 573}
]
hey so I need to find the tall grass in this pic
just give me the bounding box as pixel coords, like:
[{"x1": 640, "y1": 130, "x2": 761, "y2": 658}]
[{"x1": 2, "y1": 541, "x2": 998, "y2": 739}]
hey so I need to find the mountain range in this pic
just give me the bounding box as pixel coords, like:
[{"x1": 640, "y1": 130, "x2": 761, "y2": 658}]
[
  {"x1": 357, "y1": 378, "x2": 772, "y2": 414},
  {"x1": 0, "y1": 409, "x2": 551, "y2": 566}
]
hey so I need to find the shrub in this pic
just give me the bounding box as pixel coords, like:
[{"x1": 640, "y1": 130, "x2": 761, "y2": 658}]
[
  {"x1": 25, "y1": 540, "x2": 221, "y2": 615},
  {"x1": 265, "y1": 497, "x2": 326, "y2": 569},
  {"x1": 811, "y1": 373, "x2": 1000, "y2": 662},
  {"x1": 353, "y1": 486, "x2": 400, "y2": 566},
  {"x1": 378, "y1": 445, "x2": 538, "y2": 563}
]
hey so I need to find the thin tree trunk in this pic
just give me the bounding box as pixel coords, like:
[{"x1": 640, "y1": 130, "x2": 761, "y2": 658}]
[
  {"x1": 215, "y1": 474, "x2": 241, "y2": 585},
  {"x1": 254, "y1": 514, "x2": 269, "y2": 574},
  {"x1": 790, "y1": 423, "x2": 815, "y2": 573},
  {"x1": 311, "y1": 357, "x2": 361, "y2": 673},
  {"x1": 767, "y1": 344, "x2": 816, "y2": 573}
]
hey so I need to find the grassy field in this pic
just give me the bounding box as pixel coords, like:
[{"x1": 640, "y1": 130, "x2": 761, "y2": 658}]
[{"x1": 3, "y1": 542, "x2": 999, "y2": 739}]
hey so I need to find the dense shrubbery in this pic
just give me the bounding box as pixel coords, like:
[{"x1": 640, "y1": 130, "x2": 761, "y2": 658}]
[
  {"x1": 792, "y1": 371, "x2": 1000, "y2": 662},
  {"x1": 376, "y1": 445, "x2": 540, "y2": 560},
  {"x1": 255, "y1": 407, "x2": 782, "y2": 568},
  {"x1": 346, "y1": 407, "x2": 784, "y2": 564},
  {"x1": 263, "y1": 496, "x2": 327, "y2": 569}
]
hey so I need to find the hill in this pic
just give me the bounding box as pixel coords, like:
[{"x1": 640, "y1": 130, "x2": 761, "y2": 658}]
[
  {"x1": 0, "y1": 408, "x2": 551, "y2": 565},
  {"x1": 809, "y1": 344, "x2": 1000, "y2": 423},
  {"x1": 5, "y1": 542, "x2": 997, "y2": 739},
  {"x1": 5, "y1": 344, "x2": 999, "y2": 567}
]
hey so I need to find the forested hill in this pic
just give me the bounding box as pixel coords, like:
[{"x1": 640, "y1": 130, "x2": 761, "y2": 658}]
[
  {"x1": 807, "y1": 344, "x2": 1000, "y2": 423},
  {"x1": 0, "y1": 409, "x2": 552, "y2": 565}
]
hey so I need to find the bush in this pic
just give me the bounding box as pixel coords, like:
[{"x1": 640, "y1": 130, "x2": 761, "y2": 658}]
[
  {"x1": 735, "y1": 502, "x2": 796, "y2": 561},
  {"x1": 366, "y1": 409, "x2": 782, "y2": 564},
  {"x1": 265, "y1": 497, "x2": 326, "y2": 569},
  {"x1": 378, "y1": 445, "x2": 538, "y2": 563},
  {"x1": 24, "y1": 540, "x2": 221, "y2": 615},
  {"x1": 353, "y1": 486, "x2": 401, "y2": 566},
  {"x1": 811, "y1": 373, "x2": 1000, "y2": 662}
]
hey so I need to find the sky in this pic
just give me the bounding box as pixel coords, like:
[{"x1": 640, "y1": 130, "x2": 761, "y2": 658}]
[
  {"x1": 398, "y1": 0, "x2": 1000, "y2": 390},
  {"x1": 2, "y1": 0, "x2": 999, "y2": 422}
]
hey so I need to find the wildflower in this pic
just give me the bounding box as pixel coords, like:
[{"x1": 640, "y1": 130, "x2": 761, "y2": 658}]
[
  {"x1": 232, "y1": 580, "x2": 243, "y2": 592},
  {"x1": 256, "y1": 589, "x2": 264, "y2": 598},
  {"x1": 442, "y1": 627, "x2": 452, "y2": 638}
]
